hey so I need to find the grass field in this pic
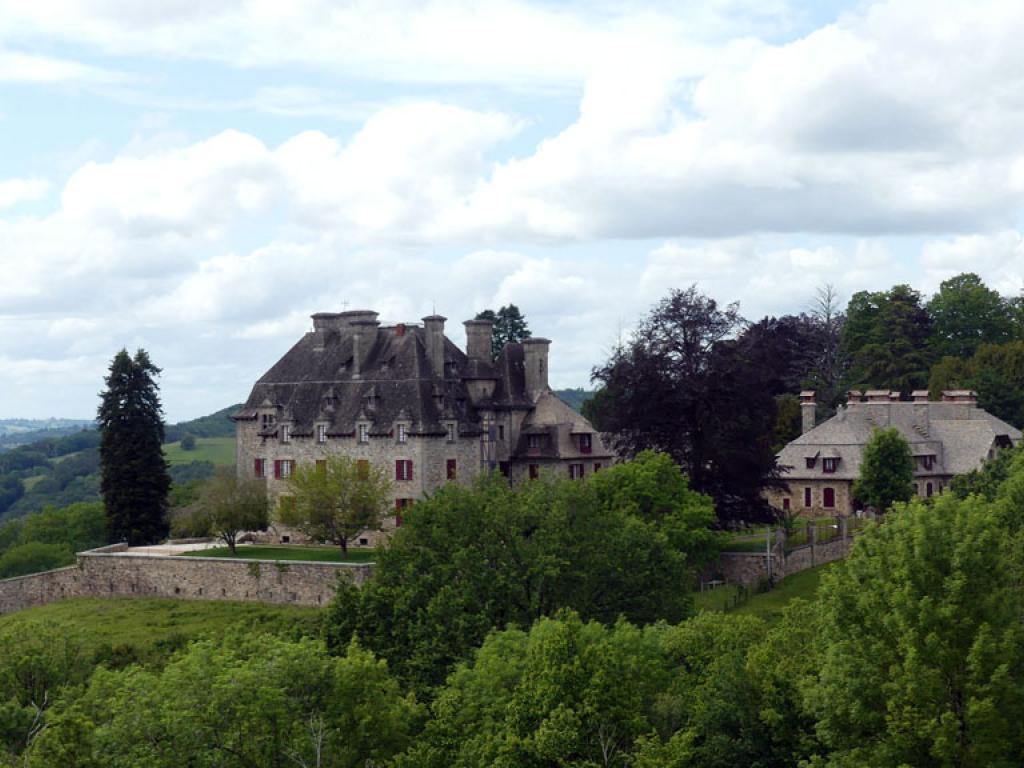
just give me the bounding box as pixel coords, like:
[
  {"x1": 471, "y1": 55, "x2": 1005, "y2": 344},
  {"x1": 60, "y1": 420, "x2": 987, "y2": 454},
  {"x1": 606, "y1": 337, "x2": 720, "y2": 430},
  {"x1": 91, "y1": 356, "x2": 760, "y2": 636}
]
[
  {"x1": 0, "y1": 598, "x2": 322, "y2": 665},
  {"x1": 694, "y1": 563, "x2": 834, "y2": 623},
  {"x1": 164, "y1": 436, "x2": 236, "y2": 466},
  {"x1": 182, "y1": 545, "x2": 378, "y2": 563}
]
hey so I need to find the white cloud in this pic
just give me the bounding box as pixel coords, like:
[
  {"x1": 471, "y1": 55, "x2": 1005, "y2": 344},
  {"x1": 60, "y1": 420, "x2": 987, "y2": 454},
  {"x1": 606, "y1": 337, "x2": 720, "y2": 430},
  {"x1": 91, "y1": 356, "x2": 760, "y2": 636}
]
[
  {"x1": 0, "y1": 177, "x2": 48, "y2": 208},
  {"x1": 0, "y1": 48, "x2": 126, "y2": 83}
]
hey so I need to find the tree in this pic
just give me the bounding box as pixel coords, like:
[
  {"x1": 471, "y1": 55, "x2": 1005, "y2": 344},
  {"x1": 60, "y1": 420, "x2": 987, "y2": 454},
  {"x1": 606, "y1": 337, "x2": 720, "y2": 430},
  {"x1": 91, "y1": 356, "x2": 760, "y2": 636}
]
[
  {"x1": 280, "y1": 455, "x2": 390, "y2": 553},
  {"x1": 808, "y1": 495, "x2": 1024, "y2": 766},
  {"x1": 325, "y1": 453, "x2": 718, "y2": 692},
  {"x1": 927, "y1": 272, "x2": 1015, "y2": 359},
  {"x1": 97, "y1": 349, "x2": 171, "y2": 546},
  {"x1": 477, "y1": 304, "x2": 532, "y2": 358},
  {"x1": 589, "y1": 286, "x2": 780, "y2": 523},
  {"x1": 805, "y1": 283, "x2": 847, "y2": 409},
  {"x1": 180, "y1": 433, "x2": 197, "y2": 451},
  {"x1": 192, "y1": 469, "x2": 268, "y2": 554},
  {"x1": 853, "y1": 427, "x2": 914, "y2": 512},
  {"x1": 840, "y1": 285, "x2": 935, "y2": 394}
]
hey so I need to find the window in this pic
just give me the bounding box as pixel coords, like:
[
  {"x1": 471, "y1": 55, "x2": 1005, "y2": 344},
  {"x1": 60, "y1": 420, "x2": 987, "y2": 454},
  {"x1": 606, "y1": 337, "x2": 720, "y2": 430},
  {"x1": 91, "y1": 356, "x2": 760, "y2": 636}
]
[
  {"x1": 528, "y1": 434, "x2": 547, "y2": 450},
  {"x1": 315, "y1": 460, "x2": 327, "y2": 474},
  {"x1": 823, "y1": 487, "x2": 835, "y2": 508},
  {"x1": 922, "y1": 455, "x2": 935, "y2": 470},
  {"x1": 804, "y1": 487, "x2": 812, "y2": 508},
  {"x1": 498, "y1": 424, "x2": 505, "y2": 441},
  {"x1": 273, "y1": 459, "x2": 294, "y2": 479},
  {"x1": 357, "y1": 460, "x2": 369, "y2": 480},
  {"x1": 914, "y1": 483, "x2": 919, "y2": 495},
  {"x1": 358, "y1": 424, "x2": 369, "y2": 443},
  {"x1": 261, "y1": 413, "x2": 275, "y2": 428},
  {"x1": 359, "y1": 538, "x2": 369, "y2": 546},
  {"x1": 446, "y1": 459, "x2": 457, "y2": 480},
  {"x1": 782, "y1": 498, "x2": 791, "y2": 511},
  {"x1": 499, "y1": 461, "x2": 510, "y2": 478},
  {"x1": 805, "y1": 457, "x2": 816, "y2": 469},
  {"x1": 529, "y1": 464, "x2": 539, "y2": 480},
  {"x1": 317, "y1": 424, "x2": 327, "y2": 443},
  {"x1": 395, "y1": 498, "x2": 413, "y2": 510},
  {"x1": 396, "y1": 459, "x2": 414, "y2": 482},
  {"x1": 926, "y1": 482, "x2": 933, "y2": 497},
  {"x1": 446, "y1": 423, "x2": 456, "y2": 443},
  {"x1": 593, "y1": 463, "x2": 602, "y2": 473},
  {"x1": 281, "y1": 424, "x2": 291, "y2": 443},
  {"x1": 397, "y1": 424, "x2": 407, "y2": 444},
  {"x1": 569, "y1": 463, "x2": 585, "y2": 480},
  {"x1": 578, "y1": 433, "x2": 592, "y2": 454},
  {"x1": 254, "y1": 458, "x2": 266, "y2": 478},
  {"x1": 822, "y1": 457, "x2": 838, "y2": 473}
]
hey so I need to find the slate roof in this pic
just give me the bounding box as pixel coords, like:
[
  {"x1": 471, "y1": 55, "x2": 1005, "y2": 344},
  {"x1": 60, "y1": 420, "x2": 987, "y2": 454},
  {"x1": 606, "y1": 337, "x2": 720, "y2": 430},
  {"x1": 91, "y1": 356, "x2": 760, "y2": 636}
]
[
  {"x1": 778, "y1": 400, "x2": 1022, "y2": 481},
  {"x1": 234, "y1": 324, "x2": 483, "y2": 437},
  {"x1": 513, "y1": 390, "x2": 611, "y2": 460}
]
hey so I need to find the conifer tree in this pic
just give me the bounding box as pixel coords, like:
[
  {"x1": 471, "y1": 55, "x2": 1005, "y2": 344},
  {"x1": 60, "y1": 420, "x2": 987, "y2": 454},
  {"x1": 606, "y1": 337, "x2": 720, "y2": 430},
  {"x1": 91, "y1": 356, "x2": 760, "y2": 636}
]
[
  {"x1": 476, "y1": 305, "x2": 532, "y2": 358},
  {"x1": 97, "y1": 348, "x2": 172, "y2": 545}
]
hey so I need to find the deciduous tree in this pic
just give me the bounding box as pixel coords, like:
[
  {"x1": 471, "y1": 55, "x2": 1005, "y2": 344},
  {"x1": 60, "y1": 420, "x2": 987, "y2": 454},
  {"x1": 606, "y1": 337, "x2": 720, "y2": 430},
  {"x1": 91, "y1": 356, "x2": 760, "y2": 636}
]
[
  {"x1": 853, "y1": 427, "x2": 914, "y2": 512},
  {"x1": 927, "y1": 272, "x2": 1015, "y2": 359},
  {"x1": 193, "y1": 469, "x2": 268, "y2": 554},
  {"x1": 281, "y1": 455, "x2": 390, "y2": 553}
]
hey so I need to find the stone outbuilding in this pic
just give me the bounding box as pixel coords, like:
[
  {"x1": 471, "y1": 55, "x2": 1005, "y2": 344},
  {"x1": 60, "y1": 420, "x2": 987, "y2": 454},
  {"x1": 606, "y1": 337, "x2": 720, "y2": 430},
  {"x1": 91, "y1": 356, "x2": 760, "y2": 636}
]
[
  {"x1": 767, "y1": 389, "x2": 1021, "y2": 518},
  {"x1": 233, "y1": 309, "x2": 612, "y2": 541}
]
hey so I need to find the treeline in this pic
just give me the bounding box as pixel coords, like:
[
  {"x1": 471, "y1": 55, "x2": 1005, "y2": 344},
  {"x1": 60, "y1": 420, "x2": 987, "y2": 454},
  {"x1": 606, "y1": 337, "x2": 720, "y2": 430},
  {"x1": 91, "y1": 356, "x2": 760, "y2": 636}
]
[
  {"x1": 3, "y1": 447, "x2": 1023, "y2": 766},
  {"x1": 586, "y1": 275, "x2": 1024, "y2": 524}
]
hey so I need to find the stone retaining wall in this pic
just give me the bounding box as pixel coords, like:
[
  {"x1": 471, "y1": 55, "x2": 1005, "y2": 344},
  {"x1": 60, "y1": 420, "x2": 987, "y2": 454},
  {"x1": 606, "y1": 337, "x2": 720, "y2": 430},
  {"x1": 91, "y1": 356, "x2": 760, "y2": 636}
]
[
  {"x1": 708, "y1": 526, "x2": 857, "y2": 588},
  {"x1": 0, "y1": 547, "x2": 373, "y2": 616}
]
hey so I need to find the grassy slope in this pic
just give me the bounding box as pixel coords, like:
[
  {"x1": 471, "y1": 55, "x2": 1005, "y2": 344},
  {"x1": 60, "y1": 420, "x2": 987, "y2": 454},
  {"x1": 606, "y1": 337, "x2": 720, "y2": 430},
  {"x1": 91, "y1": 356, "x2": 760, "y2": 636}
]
[
  {"x1": 183, "y1": 545, "x2": 377, "y2": 563},
  {"x1": 694, "y1": 563, "x2": 833, "y2": 623},
  {"x1": 164, "y1": 436, "x2": 236, "y2": 466},
  {"x1": 0, "y1": 598, "x2": 322, "y2": 663}
]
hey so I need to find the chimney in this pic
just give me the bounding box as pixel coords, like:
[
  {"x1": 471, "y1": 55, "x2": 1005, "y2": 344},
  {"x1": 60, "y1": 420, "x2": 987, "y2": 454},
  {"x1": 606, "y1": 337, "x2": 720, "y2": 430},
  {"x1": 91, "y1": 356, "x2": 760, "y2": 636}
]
[
  {"x1": 942, "y1": 389, "x2": 978, "y2": 404},
  {"x1": 799, "y1": 390, "x2": 817, "y2": 434},
  {"x1": 522, "y1": 337, "x2": 551, "y2": 399},
  {"x1": 864, "y1": 389, "x2": 890, "y2": 403},
  {"x1": 311, "y1": 312, "x2": 345, "y2": 351},
  {"x1": 346, "y1": 310, "x2": 380, "y2": 378},
  {"x1": 422, "y1": 315, "x2": 447, "y2": 378},
  {"x1": 911, "y1": 390, "x2": 930, "y2": 402},
  {"x1": 464, "y1": 318, "x2": 493, "y2": 363}
]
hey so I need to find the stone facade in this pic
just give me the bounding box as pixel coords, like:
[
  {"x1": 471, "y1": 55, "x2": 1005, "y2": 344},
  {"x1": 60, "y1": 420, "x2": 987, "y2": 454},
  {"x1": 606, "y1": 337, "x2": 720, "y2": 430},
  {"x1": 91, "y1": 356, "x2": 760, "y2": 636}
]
[
  {"x1": 0, "y1": 544, "x2": 371, "y2": 616},
  {"x1": 234, "y1": 309, "x2": 613, "y2": 543},
  {"x1": 771, "y1": 389, "x2": 1021, "y2": 518}
]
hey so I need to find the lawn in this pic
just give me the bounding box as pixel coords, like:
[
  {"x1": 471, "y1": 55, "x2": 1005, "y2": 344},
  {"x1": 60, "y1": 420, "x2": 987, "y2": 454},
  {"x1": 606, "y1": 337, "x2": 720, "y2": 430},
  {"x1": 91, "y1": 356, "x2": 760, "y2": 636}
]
[
  {"x1": 164, "y1": 436, "x2": 236, "y2": 467},
  {"x1": 182, "y1": 545, "x2": 378, "y2": 563},
  {"x1": 0, "y1": 598, "x2": 323, "y2": 665},
  {"x1": 694, "y1": 563, "x2": 834, "y2": 623}
]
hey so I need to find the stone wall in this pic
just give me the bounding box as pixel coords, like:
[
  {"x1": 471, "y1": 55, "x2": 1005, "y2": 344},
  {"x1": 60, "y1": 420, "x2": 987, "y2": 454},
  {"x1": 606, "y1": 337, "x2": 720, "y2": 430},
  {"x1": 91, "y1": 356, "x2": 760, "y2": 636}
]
[
  {"x1": 0, "y1": 545, "x2": 372, "y2": 616},
  {"x1": 706, "y1": 525, "x2": 857, "y2": 588}
]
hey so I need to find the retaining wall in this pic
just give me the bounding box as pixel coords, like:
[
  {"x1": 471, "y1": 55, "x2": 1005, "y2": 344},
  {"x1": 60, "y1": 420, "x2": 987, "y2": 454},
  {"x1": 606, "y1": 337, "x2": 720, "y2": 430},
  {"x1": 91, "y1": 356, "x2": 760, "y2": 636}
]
[
  {"x1": 708, "y1": 526, "x2": 857, "y2": 588},
  {"x1": 0, "y1": 544, "x2": 372, "y2": 616}
]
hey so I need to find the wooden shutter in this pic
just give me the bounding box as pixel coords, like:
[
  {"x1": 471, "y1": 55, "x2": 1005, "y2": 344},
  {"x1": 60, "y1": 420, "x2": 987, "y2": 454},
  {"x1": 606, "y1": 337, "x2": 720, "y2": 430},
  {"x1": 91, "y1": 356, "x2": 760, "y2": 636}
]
[
  {"x1": 254, "y1": 458, "x2": 263, "y2": 477},
  {"x1": 274, "y1": 460, "x2": 282, "y2": 479}
]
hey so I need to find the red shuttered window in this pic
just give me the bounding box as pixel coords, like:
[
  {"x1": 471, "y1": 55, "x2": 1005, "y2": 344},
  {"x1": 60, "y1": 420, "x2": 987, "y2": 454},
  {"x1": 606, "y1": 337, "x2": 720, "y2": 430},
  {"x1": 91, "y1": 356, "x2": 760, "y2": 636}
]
[
  {"x1": 396, "y1": 460, "x2": 413, "y2": 481},
  {"x1": 446, "y1": 459, "x2": 457, "y2": 480}
]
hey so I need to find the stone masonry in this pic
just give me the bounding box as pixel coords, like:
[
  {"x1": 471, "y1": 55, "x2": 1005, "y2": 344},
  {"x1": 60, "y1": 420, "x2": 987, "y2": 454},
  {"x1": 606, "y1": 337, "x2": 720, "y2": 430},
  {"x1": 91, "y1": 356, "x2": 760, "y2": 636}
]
[{"x1": 0, "y1": 544, "x2": 371, "y2": 616}]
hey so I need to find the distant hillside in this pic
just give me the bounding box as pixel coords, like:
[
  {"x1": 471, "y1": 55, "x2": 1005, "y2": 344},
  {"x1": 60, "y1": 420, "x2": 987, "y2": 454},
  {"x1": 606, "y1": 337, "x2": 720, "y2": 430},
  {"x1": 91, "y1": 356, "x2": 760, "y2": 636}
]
[
  {"x1": 0, "y1": 420, "x2": 94, "y2": 451},
  {"x1": 553, "y1": 388, "x2": 594, "y2": 413},
  {"x1": 165, "y1": 404, "x2": 242, "y2": 443}
]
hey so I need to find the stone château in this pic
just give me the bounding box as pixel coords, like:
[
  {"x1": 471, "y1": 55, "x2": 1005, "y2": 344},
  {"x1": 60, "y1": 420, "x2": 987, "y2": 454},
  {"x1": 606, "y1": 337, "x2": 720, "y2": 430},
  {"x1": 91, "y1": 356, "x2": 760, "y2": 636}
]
[
  {"x1": 767, "y1": 389, "x2": 1021, "y2": 517},
  {"x1": 233, "y1": 310, "x2": 612, "y2": 539}
]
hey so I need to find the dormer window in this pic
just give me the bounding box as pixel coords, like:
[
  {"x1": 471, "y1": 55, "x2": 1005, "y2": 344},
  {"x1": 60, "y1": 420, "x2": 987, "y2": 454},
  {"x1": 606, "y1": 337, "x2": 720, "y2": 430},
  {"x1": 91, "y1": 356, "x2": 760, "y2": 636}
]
[
  {"x1": 397, "y1": 424, "x2": 408, "y2": 444},
  {"x1": 281, "y1": 424, "x2": 291, "y2": 444},
  {"x1": 921, "y1": 455, "x2": 935, "y2": 471},
  {"x1": 822, "y1": 457, "x2": 838, "y2": 473},
  {"x1": 261, "y1": 413, "x2": 275, "y2": 428},
  {"x1": 446, "y1": 423, "x2": 456, "y2": 443},
  {"x1": 805, "y1": 456, "x2": 816, "y2": 469},
  {"x1": 578, "y1": 434, "x2": 592, "y2": 454},
  {"x1": 317, "y1": 424, "x2": 327, "y2": 444},
  {"x1": 358, "y1": 424, "x2": 369, "y2": 444},
  {"x1": 528, "y1": 434, "x2": 548, "y2": 450}
]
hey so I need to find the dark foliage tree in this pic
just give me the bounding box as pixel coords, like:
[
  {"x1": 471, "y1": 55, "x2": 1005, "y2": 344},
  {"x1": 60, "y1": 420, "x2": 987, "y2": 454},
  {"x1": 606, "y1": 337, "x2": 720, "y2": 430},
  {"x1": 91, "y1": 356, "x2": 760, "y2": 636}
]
[
  {"x1": 589, "y1": 286, "x2": 781, "y2": 523},
  {"x1": 179, "y1": 433, "x2": 197, "y2": 451},
  {"x1": 929, "y1": 341, "x2": 1024, "y2": 428},
  {"x1": 476, "y1": 304, "x2": 532, "y2": 357},
  {"x1": 97, "y1": 349, "x2": 171, "y2": 545},
  {"x1": 853, "y1": 427, "x2": 914, "y2": 512},
  {"x1": 840, "y1": 285, "x2": 934, "y2": 394},
  {"x1": 927, "y1": 272, "x2": 1015, "y2": 359}
]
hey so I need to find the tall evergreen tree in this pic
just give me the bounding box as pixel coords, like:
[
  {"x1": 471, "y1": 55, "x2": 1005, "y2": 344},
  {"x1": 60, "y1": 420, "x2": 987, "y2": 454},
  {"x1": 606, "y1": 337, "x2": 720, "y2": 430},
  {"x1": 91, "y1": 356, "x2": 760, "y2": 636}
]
[
  {"x1": 476, "y1": 305, "x2": 532, "y2": 357},
  {"x1": 97, "y1": 349, "x2": 171, "y2": 545}
]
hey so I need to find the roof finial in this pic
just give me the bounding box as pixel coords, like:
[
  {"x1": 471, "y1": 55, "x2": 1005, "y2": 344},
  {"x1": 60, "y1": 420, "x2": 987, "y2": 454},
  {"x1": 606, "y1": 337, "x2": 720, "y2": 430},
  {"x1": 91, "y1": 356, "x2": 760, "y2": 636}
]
[{"x1": 341, "y1": 299, "x2": 350, "y2": 311}]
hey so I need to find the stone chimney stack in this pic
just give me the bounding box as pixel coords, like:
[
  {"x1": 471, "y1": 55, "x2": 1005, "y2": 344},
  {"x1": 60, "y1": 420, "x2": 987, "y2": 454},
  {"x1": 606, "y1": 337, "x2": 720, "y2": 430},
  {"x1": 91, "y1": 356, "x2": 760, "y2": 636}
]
[
  {"x1": 464, "y1": 318, "x2": 493, "y2": 363},
  {"x1": 522, "y1": 337, "x2": 551, "y2": 399},
  {"x1": 422, "y1": 315, "x2": 447, "y2": 378},
  {"x1": 344, "y1": 310, "x2": 380, "y2": 378},
  {"x1": 800, "y1": 390, "x2": 817, "y2": 434}
]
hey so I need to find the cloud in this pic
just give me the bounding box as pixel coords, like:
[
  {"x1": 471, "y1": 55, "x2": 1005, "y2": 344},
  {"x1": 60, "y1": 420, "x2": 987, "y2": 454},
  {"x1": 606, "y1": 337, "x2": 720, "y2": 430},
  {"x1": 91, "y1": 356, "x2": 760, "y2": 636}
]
[
  {"x1": 0, "y1": 48, "x2": 126, "y2": 83},
  {"x1": 0, "y1": 177, "x2": 48, "y2": 208}
]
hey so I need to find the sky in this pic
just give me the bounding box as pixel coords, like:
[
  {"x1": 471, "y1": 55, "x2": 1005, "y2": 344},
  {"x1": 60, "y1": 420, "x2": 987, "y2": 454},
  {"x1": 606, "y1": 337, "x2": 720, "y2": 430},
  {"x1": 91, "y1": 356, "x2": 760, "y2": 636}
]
[{"x1": 2, "y1": 0, "x2": 1024, "y2": 421}]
